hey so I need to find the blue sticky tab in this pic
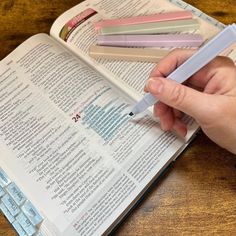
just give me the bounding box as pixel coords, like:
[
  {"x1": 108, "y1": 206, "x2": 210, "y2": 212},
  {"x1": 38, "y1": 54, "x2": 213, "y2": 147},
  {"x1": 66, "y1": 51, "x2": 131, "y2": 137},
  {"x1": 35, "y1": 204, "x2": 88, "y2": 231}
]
[
  {"x1": 0, "y1": 168, "x2": 11, "y2": 187},
  {"x1": 16, "y1": 212, "x2": 37, "y2": 236},
  {"x1": 21, "y1": 200, "x2": 43, "y2": 226},
  {"x1": 12, "y1": 221, "x2": 28, "y2": 236},
  {"x1": 0, "y1": 202, "x2": 15, "y2": 223},
  {"x1": 6, "y1": 182, "x2": 26, "y2": 206},
  {"x1": 0, "y1": 185, "x2": 5, "y2": 198},
  {"x1": 2, "y1": 193, "x2": 20, "y2": 216}
]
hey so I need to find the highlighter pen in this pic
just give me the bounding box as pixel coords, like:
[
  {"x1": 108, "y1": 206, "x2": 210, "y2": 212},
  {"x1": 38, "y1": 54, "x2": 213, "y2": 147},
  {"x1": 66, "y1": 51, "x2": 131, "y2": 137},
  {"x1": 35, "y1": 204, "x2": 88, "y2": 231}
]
[
  {"x1": 97, "y1": 34, "x2": 204, "y2": 47},
  {"x1": 89, "y1": 45, "x2": 171, "y2": 62},
  {"x1": 129, "y1": 24, "x2": 236, "y2": 116},
  {"x1": 99, "y1": 19, "x2": 199, "y2": 35},
  {"x1": 94, "y1": 11, "x2": 192, "y2": 31}
]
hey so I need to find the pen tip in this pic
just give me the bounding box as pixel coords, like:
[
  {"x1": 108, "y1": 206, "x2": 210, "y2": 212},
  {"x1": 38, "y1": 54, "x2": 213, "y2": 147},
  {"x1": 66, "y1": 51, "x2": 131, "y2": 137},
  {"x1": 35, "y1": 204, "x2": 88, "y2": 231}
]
[{"x1": 129, "y1": 112, "x2": 134, "y2": 117}]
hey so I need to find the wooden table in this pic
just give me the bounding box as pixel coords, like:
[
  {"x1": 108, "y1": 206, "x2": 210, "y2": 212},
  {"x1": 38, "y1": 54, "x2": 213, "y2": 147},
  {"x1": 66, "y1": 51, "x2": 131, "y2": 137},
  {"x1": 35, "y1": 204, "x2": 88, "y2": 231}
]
[{"x1": 0, "y1": 0, "x2": 235, "y2": 235}]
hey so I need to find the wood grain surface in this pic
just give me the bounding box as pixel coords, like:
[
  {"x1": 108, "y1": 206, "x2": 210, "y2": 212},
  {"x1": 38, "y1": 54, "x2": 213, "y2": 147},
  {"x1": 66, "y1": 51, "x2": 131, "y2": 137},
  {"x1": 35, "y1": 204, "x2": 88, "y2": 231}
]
[{"x1": 0, "y1": 0, "x2": 235, "y2": 235}]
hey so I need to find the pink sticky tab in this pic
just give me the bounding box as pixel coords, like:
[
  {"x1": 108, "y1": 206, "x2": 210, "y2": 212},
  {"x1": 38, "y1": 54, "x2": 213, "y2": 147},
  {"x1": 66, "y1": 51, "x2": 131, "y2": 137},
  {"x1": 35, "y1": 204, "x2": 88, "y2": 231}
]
[{"x1": 94, "y1": 11, "x2": 192, "y2": 31}]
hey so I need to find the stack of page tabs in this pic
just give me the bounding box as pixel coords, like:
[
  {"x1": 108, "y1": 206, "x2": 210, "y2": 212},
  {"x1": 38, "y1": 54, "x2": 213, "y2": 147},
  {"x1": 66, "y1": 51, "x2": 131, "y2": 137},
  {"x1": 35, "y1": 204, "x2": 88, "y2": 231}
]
[
  {"x1": 0, "y1": 168, "x2": 44, "y2": 236},
  {"x1": 89, "y1": 11, "x2": 204, "y2": 62}
]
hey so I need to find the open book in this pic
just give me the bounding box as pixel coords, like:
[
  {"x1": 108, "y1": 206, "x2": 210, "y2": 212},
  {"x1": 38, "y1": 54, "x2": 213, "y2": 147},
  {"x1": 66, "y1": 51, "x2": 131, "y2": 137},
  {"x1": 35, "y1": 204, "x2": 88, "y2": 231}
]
[{"x1": 0, "y1": 0, "x2": 235, "y2": 235}]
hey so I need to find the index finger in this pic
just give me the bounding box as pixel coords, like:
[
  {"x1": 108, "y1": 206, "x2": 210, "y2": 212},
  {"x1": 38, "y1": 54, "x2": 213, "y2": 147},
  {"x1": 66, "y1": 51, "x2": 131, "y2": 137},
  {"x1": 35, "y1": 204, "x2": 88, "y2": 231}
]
[{"x1": 150, "y1": 49, "x2": 196, "y2": 77}]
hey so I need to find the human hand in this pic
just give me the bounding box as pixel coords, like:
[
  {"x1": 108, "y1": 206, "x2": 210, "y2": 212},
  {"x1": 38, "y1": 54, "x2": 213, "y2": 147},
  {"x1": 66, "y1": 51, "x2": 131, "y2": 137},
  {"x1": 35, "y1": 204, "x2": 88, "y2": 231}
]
[{"x1": 145, "y1": 49, "x2": 236, "y2": 154}]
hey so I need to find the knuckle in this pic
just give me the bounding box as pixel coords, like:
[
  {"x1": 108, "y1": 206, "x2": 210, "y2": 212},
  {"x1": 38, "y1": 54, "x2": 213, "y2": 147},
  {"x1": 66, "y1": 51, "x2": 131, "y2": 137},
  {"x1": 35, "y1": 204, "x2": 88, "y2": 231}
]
[
  {"x1": 169, "y1": 83, "x2": 187, "y2": 107},
  {"x1": 212, "y1": 56, "x2": 235, "y2": 68},
  {"x1": 218, "y1": 56, "x2": 234, "y2": 66}
]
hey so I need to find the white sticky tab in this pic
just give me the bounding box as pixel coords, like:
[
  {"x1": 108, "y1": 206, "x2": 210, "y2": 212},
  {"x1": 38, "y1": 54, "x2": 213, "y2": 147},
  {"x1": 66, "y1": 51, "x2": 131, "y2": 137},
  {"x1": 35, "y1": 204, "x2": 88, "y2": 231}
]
[
  {"x1": 2, "y1": 193, "x2": 20, "y2": 216},
  {"x1": 16, "y1": 212, "x2": 37, "y2": 236},
  {"x1": 0, "y1": 167, "x2": 11, "y2": 187},
  {"x1": 21, "y1": 200, "x2": 43, "y2": 226},
  {"x1": 12, "y1": 221, "x2": 28, "y2": 236},
  {"x1": 0, "y1": 185, "x2": 5, "y2": 198},
  {"x1": 6, "y1": 182, "x2": 26, "y2": 206},
  {"x1": 0, "y1": 202, "x2": 15, "y2": 223}
]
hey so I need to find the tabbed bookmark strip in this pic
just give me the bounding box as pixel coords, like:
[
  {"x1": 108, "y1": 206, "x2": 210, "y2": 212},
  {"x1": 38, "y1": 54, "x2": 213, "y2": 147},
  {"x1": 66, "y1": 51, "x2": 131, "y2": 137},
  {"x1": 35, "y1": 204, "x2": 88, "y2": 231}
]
[
  {"x1": 0, "y1": 167, "x2": 44, "y2": 236},
  {"x1": 97, "y1": 34, "x2": 203, "y2": 47},
  {"x1": 89, "y1": 45, "x2": 171, "y2": 62},
  {"x1": 99, "y1": 19, "x2": 200, "y2": 35},
  {"x1": 94, "y1": 11, "x2": 192, "y2": 31}
]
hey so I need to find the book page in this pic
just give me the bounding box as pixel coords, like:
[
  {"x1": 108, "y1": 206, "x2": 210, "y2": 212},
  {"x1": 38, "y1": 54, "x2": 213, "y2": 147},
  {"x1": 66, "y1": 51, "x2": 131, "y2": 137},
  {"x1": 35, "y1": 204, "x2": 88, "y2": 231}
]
[
  {"x1": 49, "y1": 0, "x2": 234, "y2": 141},
  {"x1": 0, "y1": 33, "x2": 190, "y2": 235}
]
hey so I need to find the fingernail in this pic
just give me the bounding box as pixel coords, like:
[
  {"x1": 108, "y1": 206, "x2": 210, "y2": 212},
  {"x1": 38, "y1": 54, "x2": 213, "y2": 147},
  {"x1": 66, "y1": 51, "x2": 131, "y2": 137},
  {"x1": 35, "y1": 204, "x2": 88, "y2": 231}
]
[
  {"x1": 147, "y1": 78, "x2": 164, "y2": 94},
  {"x1": 173, "y1": 121, "x2": 187, "y2": 137},
  {"x1": 160, "y1": 122, "x2": 168, "y2": 131}
]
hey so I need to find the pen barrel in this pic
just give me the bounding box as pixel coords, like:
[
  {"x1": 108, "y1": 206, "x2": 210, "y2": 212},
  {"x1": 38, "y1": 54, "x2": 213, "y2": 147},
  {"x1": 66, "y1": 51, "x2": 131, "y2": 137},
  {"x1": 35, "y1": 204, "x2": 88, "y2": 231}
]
[
  {"x1": 168, "y1": 23, "x2": 236, "y2": 83},
  {"x1": 131, "y1": 93, "x2": 158, "y2": 114}
]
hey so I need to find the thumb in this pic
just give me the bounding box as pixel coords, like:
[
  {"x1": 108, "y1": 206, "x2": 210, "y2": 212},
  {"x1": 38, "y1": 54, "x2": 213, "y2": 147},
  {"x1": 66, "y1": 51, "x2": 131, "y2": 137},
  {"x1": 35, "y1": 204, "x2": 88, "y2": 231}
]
[{"x1": 146, "y1": 77, "x2": 212, "y2": 119}]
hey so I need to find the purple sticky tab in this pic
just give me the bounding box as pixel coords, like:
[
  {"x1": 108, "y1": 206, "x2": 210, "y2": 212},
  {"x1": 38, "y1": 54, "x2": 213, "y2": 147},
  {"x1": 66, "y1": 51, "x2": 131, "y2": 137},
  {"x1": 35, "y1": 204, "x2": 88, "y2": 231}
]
[{"x1": 97, "y1": 34, "x2": 204, "y2": 47}]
